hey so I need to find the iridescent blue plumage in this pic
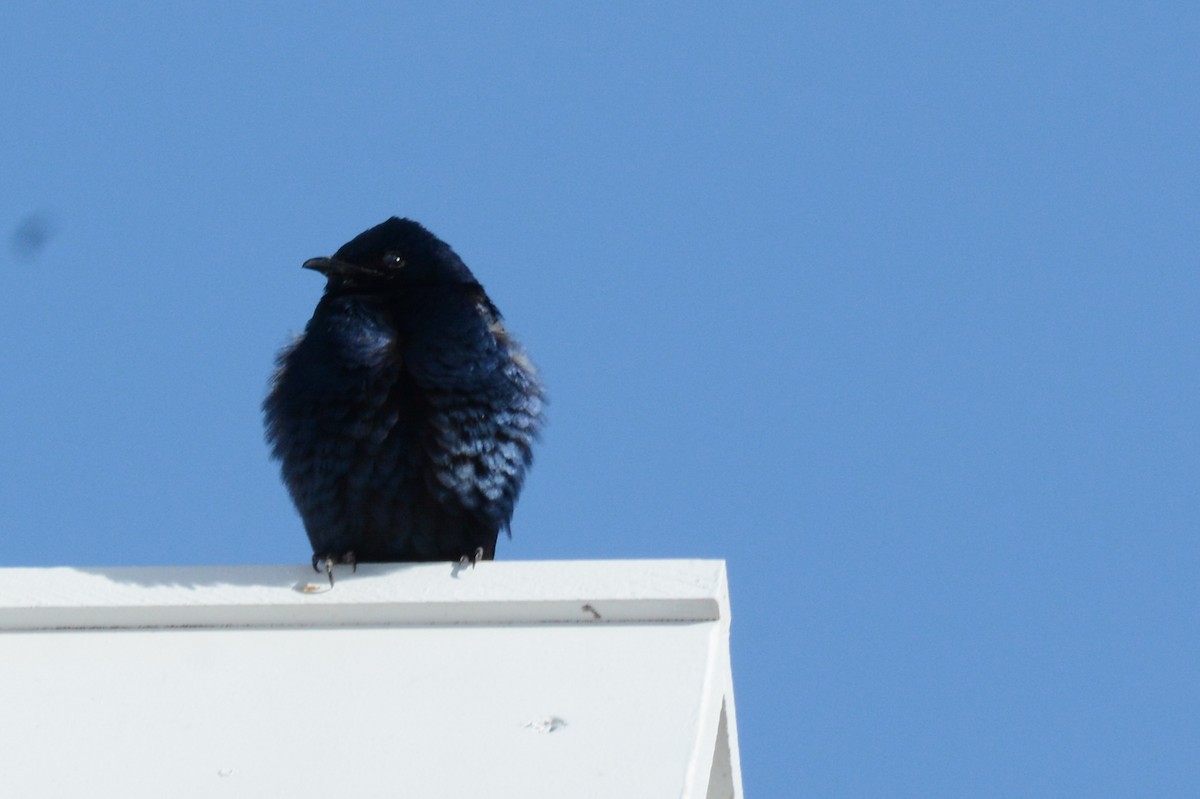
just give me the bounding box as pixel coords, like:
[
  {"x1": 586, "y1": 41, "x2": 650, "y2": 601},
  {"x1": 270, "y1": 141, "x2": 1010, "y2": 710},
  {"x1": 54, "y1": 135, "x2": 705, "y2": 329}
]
[{"x1": 263, "y1": 218, "x2": 544, "y2": 574}]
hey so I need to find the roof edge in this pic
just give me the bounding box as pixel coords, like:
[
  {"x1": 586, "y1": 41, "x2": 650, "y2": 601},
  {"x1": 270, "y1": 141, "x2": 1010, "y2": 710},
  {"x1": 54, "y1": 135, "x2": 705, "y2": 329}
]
[{"x1": 0, "y1": 559, "x2": 729, "y2": 631}]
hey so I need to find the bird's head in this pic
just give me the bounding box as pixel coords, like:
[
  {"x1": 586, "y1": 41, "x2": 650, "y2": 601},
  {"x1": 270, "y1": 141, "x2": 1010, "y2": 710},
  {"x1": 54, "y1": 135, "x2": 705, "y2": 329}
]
[{"x1": 304, "y1": 217, "x2": 478, "y2": 293}]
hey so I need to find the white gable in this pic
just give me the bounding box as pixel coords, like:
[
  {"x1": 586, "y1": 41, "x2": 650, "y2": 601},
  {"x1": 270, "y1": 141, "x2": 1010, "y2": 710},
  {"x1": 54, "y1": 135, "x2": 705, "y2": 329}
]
[{"x1": 0, "y1": 560, "x2": 741, "y2": 798}]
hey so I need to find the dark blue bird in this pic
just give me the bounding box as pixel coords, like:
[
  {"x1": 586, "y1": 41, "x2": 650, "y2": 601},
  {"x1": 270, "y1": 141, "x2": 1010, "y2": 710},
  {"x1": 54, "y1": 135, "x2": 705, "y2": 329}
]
[{"x1": 264, "y1": 218, "x2": 544, "y2": 583}]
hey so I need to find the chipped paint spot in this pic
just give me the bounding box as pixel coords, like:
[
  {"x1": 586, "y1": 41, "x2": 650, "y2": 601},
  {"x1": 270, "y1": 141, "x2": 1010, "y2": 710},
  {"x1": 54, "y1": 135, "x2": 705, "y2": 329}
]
[{"x1": 523, "y1": 716, "x2": 568, "y2": 733}]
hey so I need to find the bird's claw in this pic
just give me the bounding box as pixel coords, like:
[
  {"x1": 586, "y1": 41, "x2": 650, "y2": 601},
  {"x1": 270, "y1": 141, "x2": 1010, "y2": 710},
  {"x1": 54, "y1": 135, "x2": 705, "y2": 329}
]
[
  {"x1": 311, "y1": 551, "x2": 357, "y2": 587},
  {"x1": 458, "y1": 547, "x2": 485, "y2": 570}
]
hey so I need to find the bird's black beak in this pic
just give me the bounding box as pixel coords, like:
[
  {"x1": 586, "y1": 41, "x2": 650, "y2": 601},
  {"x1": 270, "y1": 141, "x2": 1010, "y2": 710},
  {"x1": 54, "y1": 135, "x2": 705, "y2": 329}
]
[
  {"x1": 302, "y1": 256, "x2": 388, "y2": 280},
  {"x1": 302, "y1": 257, "x2": 338, "y2": 276}
]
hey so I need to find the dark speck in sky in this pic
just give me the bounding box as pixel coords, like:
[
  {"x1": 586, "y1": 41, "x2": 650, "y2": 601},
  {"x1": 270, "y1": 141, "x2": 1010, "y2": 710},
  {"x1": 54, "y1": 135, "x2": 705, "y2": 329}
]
[{"x1": 11, "y1": 211, "x2": 57, "y2": 260}]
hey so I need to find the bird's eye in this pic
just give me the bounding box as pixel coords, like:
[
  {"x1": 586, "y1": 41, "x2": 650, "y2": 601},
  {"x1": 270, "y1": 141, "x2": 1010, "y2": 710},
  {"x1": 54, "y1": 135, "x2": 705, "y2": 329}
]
[{"x1": 384, "y1": 253, "x2": 405, "y2": 268}]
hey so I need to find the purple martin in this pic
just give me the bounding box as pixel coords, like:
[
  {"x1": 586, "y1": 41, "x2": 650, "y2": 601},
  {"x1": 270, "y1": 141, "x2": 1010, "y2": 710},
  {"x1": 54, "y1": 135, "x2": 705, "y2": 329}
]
[{"x1": 264, "y1": 218, "x2": 544, "y2": 583}]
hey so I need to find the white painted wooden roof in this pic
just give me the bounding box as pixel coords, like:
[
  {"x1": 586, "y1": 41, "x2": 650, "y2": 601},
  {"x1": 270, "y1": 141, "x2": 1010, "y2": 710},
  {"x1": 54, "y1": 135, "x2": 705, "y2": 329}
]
[{"x1": 0, "y1": 559, "x2": 741, "y2": 798}]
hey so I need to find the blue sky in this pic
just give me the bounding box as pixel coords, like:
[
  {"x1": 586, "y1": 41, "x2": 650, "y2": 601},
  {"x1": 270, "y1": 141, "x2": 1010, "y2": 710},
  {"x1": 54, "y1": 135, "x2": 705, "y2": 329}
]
[{"x1": 1, "y1": 3, "x2": 1196, "y2": 795}]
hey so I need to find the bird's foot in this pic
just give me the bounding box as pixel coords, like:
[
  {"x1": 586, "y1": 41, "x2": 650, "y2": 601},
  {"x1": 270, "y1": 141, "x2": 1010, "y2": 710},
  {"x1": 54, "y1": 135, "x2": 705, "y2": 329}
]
[
  {"x1": 455, "y1": 548, "x2": 486, "y2": 573},
  {"x1": 311, "y1": 551, "x2": 357, "y2": 587},
  {"x1": 458, "y1": 547, "x2": 485, "y2": 569}
]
